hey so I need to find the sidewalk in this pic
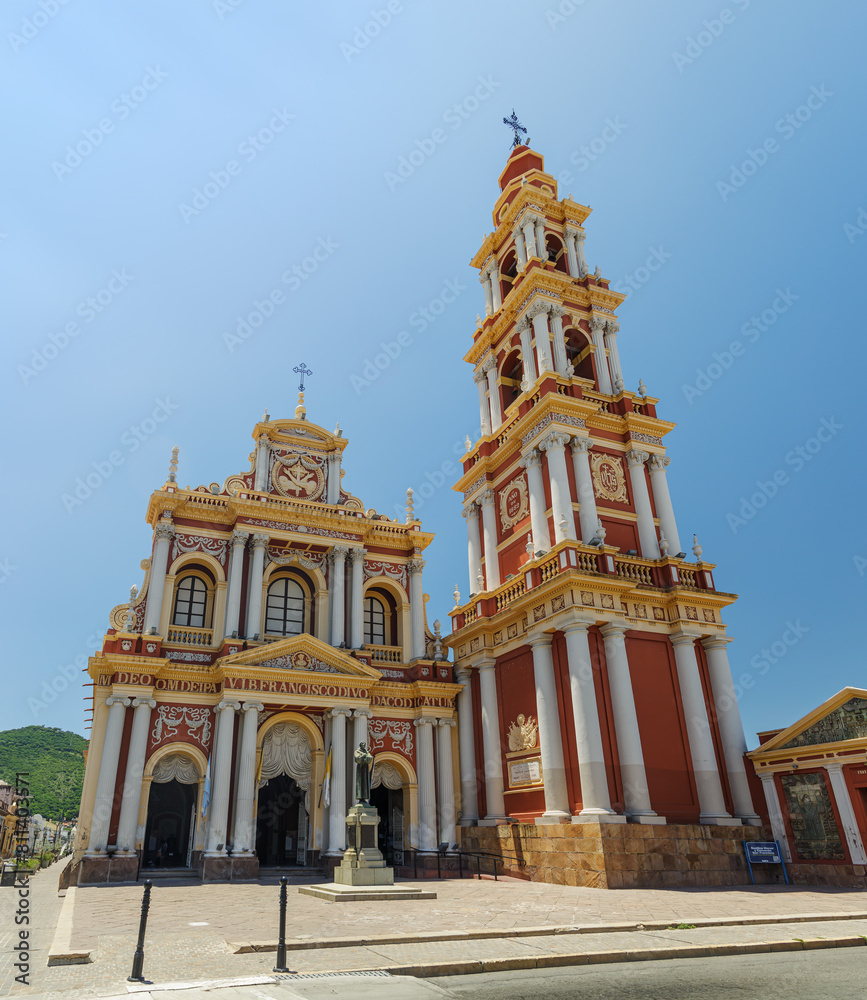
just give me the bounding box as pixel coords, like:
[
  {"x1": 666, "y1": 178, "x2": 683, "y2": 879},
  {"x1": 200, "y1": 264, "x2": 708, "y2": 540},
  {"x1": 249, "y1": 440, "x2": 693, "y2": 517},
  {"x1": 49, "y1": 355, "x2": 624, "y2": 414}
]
[{"x1": 7, "y1": 874, "x2": 867, "y2": 999}]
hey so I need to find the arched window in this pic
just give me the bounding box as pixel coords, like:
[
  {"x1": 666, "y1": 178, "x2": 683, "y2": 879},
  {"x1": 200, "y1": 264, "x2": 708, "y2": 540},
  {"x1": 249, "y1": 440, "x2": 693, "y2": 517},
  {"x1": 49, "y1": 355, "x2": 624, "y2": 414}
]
[
  {"x1": 172, "y1": 576, "x2": 207, "y2": 628},
  {"x1": 364, "y1": 596, "x2": 386, "y2": 645},
  {"x1": 266, "y1": 578, "x2": 305, "y2": 636}
]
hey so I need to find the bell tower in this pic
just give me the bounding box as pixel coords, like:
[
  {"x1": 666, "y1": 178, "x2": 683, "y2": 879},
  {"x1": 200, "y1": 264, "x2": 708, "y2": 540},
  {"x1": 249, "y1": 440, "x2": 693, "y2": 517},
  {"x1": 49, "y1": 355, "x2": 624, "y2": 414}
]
[{"x1": 445, "y1": 141, "x2": 760, "y2": 869}]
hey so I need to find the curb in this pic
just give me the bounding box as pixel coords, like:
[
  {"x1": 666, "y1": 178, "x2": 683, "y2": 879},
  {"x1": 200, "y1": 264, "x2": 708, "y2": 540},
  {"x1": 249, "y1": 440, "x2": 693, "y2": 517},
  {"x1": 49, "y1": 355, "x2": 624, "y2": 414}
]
[
  {"x1": 47, "y1": 886, "x2": 92, "y2": 966},
  {"x1": 305, "y1": 934, "x2": 867, "y2": 979},
  {"x1": 228, "y1": 909, "x2": 867, "y2": 954}
]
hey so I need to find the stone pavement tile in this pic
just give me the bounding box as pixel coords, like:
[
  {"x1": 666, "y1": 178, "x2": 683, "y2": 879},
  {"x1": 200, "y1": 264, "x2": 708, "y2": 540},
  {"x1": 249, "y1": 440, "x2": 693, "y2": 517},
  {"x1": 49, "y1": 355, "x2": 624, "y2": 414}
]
[{"x1": 0, "y1": 858, "x2": 70, "y2": 996}]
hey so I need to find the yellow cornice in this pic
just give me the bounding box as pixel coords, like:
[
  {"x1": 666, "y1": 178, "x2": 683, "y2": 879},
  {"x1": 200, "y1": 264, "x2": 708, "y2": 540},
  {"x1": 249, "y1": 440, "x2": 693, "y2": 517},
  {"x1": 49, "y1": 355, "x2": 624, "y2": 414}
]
[
  {"x1": 144, "y1": 489, "x2": 434, "y2": 552},
  {"x1": 252, "y1": 417, "x2": 349, "y2": 455}
]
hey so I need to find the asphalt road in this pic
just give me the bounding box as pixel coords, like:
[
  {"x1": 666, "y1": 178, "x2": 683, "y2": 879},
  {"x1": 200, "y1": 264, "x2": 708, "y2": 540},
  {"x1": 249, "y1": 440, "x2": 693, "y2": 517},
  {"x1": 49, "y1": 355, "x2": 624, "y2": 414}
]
[{"x1": 434, "y1": 949, "x2": 867, "y2": 1000}]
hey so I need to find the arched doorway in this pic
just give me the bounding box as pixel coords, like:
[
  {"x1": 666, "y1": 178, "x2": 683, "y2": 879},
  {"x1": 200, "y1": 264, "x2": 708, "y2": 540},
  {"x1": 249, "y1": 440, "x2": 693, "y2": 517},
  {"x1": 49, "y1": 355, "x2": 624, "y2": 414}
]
[
  {"x1": 144, "y1": 753, "x2": 199, "y2": 869},
  {"x1": 371, "y1": 760, "x2": 405, "y2": 865},
  {"x1": 256, "y1": 721, "x2": 312, "y2": 867},
  {"x1": 256, "y1": 774, "x2": 307, "y2": 866}
]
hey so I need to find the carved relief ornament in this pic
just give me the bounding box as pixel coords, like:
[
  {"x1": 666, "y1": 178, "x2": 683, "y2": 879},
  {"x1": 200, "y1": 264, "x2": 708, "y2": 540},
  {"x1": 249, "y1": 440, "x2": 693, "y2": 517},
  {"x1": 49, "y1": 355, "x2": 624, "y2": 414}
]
[
  {"x1": 590, "y1": 453, "x2": 628, "y2": 503},
  {"x1": 498, "y1": 475, "x2": 530, "y2": 530}
]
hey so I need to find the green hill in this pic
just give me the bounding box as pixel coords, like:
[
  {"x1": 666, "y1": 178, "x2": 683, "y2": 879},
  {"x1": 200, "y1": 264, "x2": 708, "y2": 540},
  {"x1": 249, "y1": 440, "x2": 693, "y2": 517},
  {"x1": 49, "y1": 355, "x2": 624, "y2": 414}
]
[{"x1": 0, "y1": 726, "x2": 86, "y2": 820}]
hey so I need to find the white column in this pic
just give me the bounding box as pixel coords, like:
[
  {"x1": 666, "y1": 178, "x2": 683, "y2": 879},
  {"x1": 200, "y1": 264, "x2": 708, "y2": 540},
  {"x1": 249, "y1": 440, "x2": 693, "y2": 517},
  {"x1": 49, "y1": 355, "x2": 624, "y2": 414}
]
[
  {"x1": 522, "y1": 219, "x2": 538, "y2": 259},
  {"x1": 759, "y1": 774, "x2": 792, "y2": 861},
  {"x1": 231, "y1": 702, "x2": 263, "y2": 853},
  {"x1": 484, "y1": 359, "x2": 503, "y2": 432},
  {"x1": 825, "y1": 763, "x2": 867, "y2": 864},
  {"x1": 514, "y1": 229, "x2": 527, "y2": 270},
  {"x1": 549, "y1": 306, "x2": 568, "y2": 375},
  {"x1": 244, "y1": 533, "x2": 269, "y2": 638},
  {"x1": 349, "y1": 548, "x2": 365, "y2": 648},
  {"x1": 529, "y1": 634, "x2": 571, "y2": 822},
  {"x1": 648, "y1": 456, "x2": 682, "y2": 555},
  {"x1": 562, "y1": 621, "x2": 621, "y2": 821},
  {"x1": 326, "y1": 452, "x2": 342, "y2": 504},
  {"x1": 481, "y1": 273, "x2": 493, "y2": 316},
  {"x1": 224, "y1": 530, "x2": 247, "y2": 637},
  {"x1": 600, "y1": 623, "x2": 663, "y2": 823},
  {"x1": 408, "y1": 557, "x2": 426, "y2": 659},
  {"x1": 575, "y1": 231, "x2": 588, "y2": 276},
  {"x1": 490, "y1": 264, "x2": 502, "y2": 311},
  {"x1": 531, "y1": 307, "x2": 553, "y2": 373},
  {"x1": 570, "y1": 438, "x2": 599, "y2": 543},
  {"x1": 254, "y1": 435, "x2": 270, "y2": 491},
  {"x1": 603, "y1": 323, "x2": 624, "y2": 393},
  {"x1": 143, "y1": 522, "x2": 174, "y2": 634},
  {"x1": 327, "y1": 708, "x2": 351, "y2": 854},
  {"x1": 463, "y1": 503, "x2": 483, "y2": 592},
  {"x1": 701, "y1": 637, "x2": 762, "y2": 824},
  {"x1": 329, "y1": 545, "x2": 348, "y2": 646},
  {"x1": 539, "y1": 432, "x2": 576, "y2": 543},
  {"x1": 564, "y1": 231, "x2": 580, "y2": 277},
  {"x1": 478, "y1": 660, "x2": 506, "y2": 821},
  {"x1": 521, "y1": 449, "x2": 551, "y2": 554},
  {"x1": 455, "y1": 667, "x2": 479, "y2": 825},
  {"x1": 479, "y1": 490, "x2": 500, "y2": 590},
  {"x1": 436, "y1": 719, "x2": 457, "y2": 845},
  {"x1": 87, "y1": 696, "x2": 131, "y2": 853},
  {"x1": 414, "y1": 718, "x2": 438, "y2": 850},
  {"x1": 474, "y1": 370, "x2": 492, "y2": 436},
  {"x1": 116, "y1": 698, "x2": 156, "y2": 854},
  {"x1": 350, "y1": 708, "x2": 371, "y2": 806},
  {"x1": 534, "y1": 219, "x2": 546, "y2": 260},
  {"x1": 626, "y1": 450, "x2": 660, "y2": 559},
  {"x1": 670, "y1": 633, "x2": 736, "y2": 824},
  {"x1": 517, "y1": 319, "x2": 538, "y2": 386},
  {"x1": 589, "y1": 317, "x2": 612, "y2": 395},
  {"x1": 205, "y1": 701, "x2": 239, "y2": 854}
]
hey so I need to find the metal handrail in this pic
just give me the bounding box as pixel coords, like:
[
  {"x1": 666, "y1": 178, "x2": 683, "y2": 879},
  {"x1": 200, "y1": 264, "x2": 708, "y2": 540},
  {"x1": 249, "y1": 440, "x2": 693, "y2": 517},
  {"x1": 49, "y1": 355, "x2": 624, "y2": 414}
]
[{"x1": 402, "y1": 847, "x2": 526, "y2": 881}]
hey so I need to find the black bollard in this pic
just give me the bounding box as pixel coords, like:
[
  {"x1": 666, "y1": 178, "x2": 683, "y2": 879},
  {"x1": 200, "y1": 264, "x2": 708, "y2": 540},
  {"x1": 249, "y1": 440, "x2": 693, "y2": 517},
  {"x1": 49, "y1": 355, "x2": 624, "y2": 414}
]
[
  {"x1": 127, "y1": 880, "x2": 152, "y2": 982},
  {"x1": 273, "y1": 876, "x2": 289, "y2": 973}
]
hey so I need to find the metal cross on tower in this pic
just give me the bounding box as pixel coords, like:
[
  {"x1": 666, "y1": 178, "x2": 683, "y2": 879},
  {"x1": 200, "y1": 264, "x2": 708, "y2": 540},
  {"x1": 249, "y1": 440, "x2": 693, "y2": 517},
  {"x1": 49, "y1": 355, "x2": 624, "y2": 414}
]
[
  {"x1": 293, "y1": 363, "x2": 313, "y2": 392},
  {"x1": 503, "y1": 110, "x2": 529, "y2": 149}
]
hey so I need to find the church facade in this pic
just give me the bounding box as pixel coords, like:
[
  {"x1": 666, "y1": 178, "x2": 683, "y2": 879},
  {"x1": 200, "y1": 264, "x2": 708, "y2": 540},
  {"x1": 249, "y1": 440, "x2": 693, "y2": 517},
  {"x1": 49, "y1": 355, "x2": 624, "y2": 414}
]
[
  {"x1": 72, "y1": 397, "x2": 460, "y2": 884},
  {"x1": 72, "y1": 141, "x2": 766, "y2": 888}
]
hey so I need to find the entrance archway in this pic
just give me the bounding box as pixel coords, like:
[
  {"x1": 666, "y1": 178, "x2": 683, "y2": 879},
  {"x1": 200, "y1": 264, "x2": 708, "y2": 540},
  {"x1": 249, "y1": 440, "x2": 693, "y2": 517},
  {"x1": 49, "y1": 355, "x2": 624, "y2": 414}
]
[
  {"x1": 256, "y1": 774, "x2": 307, "y2": 866},
  {"x1": 371, "y1": 760, "x2": 406, "y2": 864},
  {"x1": 255, "y1": 720, "x2": 314, "y2": 866},
  {"x1": 144, "y1": 754, "x2": 199, "y2": 869}
]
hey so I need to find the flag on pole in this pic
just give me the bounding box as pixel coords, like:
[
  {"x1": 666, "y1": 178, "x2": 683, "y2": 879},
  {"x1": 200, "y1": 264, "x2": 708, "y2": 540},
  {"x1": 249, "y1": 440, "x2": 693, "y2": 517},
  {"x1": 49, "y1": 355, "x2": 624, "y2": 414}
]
[
  {"x1": 202, "y1": 750, "x2": 212, "y2": 818},
  {"x1": 322, "y1": 745, "x2": 332, "y2": 808}
]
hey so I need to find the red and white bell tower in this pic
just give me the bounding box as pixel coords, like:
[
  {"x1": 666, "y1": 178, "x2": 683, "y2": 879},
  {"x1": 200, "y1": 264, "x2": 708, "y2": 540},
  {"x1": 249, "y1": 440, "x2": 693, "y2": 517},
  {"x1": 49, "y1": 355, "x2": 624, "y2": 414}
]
[{"x1": 445, "y1": 143, "x2": 761, "y2": 883}]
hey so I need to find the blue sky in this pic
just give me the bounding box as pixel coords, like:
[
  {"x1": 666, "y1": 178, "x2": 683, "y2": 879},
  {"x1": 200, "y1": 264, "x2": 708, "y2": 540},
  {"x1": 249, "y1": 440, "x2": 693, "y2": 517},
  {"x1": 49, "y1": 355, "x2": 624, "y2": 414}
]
[{"x1": 1, "y1": 0, "x2": 865, "y2": 746}]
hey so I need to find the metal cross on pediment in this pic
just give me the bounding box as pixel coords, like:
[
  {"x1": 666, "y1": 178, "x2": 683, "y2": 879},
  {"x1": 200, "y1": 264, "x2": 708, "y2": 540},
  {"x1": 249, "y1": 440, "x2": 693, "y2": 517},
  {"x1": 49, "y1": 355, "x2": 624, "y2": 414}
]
[
  {"x1": 503, "y1": 110, "x2": 529, "y2": 149},
  {"x1": 293, "y1": 362, "x2": 313, "y2": 392}
]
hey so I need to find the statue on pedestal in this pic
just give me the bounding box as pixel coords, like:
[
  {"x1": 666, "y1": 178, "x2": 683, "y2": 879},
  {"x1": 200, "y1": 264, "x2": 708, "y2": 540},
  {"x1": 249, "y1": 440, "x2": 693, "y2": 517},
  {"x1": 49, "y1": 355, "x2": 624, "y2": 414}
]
[{"x1": 354, "y1": 742, "x2": 373, "y2": 806}]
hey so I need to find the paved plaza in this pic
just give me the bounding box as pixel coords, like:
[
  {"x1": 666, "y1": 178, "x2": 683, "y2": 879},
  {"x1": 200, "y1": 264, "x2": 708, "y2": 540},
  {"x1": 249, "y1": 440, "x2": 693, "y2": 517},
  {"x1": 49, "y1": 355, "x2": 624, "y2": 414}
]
[{"x1": 3, "y1": 859, "x2": 867, "y2": 999}]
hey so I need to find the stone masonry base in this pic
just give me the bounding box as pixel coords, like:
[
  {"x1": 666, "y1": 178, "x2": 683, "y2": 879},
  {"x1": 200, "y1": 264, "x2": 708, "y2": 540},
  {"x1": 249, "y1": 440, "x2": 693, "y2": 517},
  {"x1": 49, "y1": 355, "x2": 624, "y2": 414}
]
[{"x1": 461, "y1": 822, "x2": 770, "y2": 889}]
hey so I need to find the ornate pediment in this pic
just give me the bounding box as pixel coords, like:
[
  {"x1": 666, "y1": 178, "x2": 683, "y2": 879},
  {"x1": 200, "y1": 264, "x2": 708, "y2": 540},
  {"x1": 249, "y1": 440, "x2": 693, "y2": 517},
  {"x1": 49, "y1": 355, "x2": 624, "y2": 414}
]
[
  {"x1": 216, "y1": 634, "x2": 381, "y2": 680},
  {"x1": 780, "y1": 697, "x2": 867, "y2": 750},
  {"x1": 757, "y1": 688, "x2": 867, "y2": 753}
]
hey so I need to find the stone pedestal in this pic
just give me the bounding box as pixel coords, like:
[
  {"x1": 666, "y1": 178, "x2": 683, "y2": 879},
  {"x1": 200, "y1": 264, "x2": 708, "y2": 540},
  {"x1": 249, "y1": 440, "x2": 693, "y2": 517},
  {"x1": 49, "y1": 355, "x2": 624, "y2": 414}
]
[{"x1": 333, "y1": 804, "x2": 394, "y2": 887}]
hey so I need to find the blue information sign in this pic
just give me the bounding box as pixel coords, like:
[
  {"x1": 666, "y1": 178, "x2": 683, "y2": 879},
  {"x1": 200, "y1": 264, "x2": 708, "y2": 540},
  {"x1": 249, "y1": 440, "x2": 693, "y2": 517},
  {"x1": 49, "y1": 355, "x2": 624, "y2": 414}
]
[
  {"x1": 743, "y1": 840, "x2": 788, "y2": 884},
  {"x1": 745, "y1": 842, "x2": 781, "y2": 864}
]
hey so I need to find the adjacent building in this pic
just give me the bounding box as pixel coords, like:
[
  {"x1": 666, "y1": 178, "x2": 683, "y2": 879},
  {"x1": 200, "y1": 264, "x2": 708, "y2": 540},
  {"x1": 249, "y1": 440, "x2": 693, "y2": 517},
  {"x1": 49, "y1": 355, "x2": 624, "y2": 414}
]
[{"x1": 748, "y1": 688, "x2": 867, "y2": 888}]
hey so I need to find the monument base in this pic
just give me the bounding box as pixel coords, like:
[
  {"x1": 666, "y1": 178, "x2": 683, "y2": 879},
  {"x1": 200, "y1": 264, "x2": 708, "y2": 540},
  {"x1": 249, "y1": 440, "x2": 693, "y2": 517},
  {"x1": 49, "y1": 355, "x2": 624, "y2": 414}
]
[
  {"x1": 299, "y1": 883, "x2": 437, "y2": 901},
  {"x1": 334, "y1": 804, "x2": 395, "y2": 886}
]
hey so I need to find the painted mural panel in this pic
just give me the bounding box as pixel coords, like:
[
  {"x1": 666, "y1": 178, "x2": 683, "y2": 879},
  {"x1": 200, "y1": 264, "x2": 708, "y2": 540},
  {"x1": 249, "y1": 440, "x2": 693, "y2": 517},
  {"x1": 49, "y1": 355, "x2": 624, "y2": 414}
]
[
  {"x1": 780, "y1": 698, "x2": 867, "y2": 749},
  {"x1": 780, "y1": 772, "x2": 845, "y2": 861}
]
